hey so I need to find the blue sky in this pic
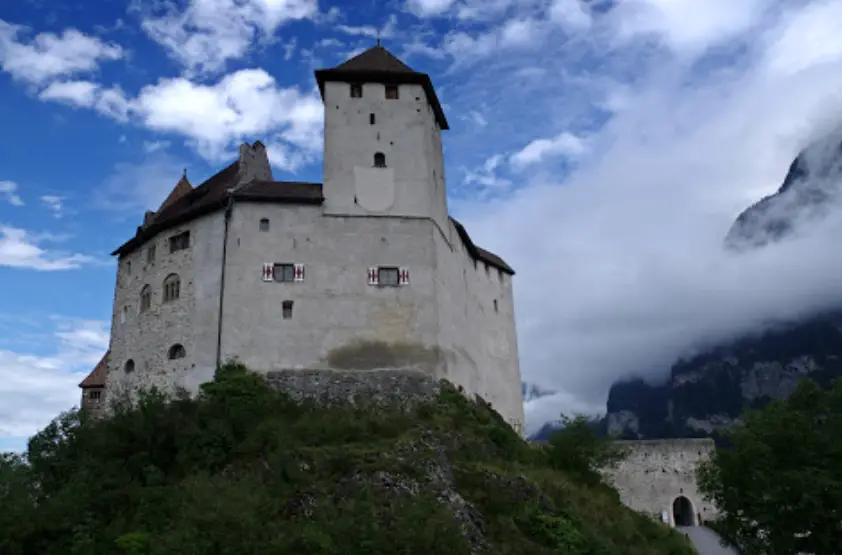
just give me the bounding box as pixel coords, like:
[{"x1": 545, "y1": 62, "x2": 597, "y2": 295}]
[{"x1": 3, "y1": 0, "x2": 842, "y2": 450}]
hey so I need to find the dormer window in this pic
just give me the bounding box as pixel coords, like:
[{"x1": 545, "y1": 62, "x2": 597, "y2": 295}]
[
  {"x1": 374, "y1": 152, "x2": 386, "y2": 168},
  {"x1": 350, "y1": 84, "x2": 362, "y2": 98},
  {"x1": 385, "y1": 85, "x2": 399, "y2": 99}
]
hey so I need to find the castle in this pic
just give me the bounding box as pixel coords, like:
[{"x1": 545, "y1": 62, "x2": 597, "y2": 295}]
[{"x1": 78, "y1": 45, "x2": 525, "y2": 433}]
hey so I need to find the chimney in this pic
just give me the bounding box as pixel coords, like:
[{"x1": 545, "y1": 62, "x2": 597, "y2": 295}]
[
  {"x1": 142, "y1": 210, "x2": 156, "y2": 228},
  {"x1": 236, "y1": 140, "x2": 273, "y2": 186}
]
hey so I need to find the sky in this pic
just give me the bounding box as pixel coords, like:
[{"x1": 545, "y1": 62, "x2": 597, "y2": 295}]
[{"x1": 2, "y1": 0, "x2": 842, "y2": 450}]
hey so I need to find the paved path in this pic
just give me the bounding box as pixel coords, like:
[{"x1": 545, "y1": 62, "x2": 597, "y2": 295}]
[{"x1": 678, "y1": 526, "x2": 738, "y2": 555}]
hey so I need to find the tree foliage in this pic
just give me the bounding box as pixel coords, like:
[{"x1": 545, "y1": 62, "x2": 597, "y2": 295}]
[
  {"x1": 698, "y1": 378, "x2": 842, "y2": 555},
  {"x1": 544, "y1": 414, "x2": 628, "y2": 488},
  {"x1": 0, "y1": 362, "x2": 693, "y2": 555}
]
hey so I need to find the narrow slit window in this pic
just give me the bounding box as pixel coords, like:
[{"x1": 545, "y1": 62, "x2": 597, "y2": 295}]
[
  {"x1": 350, "y1": 83, "x2": 362, "y2": 98},
  {"x1": 370, "y1": 113, "x2": 375, "y2": 125},
  {"x1": 374, "y1": 152, "x2": 386, "y2": 168},
  {"x1": 493, "y1": 299, "x2": 499, "y2": 312},
  {"x1": 259, "y1": 218, "x2": 270, "y2": 232},
  {"x1": 378, "y1": 267, "x2": 399, "y2": 287},
  {"x1": 140, "y1": 285, "x2": 152, "y2": 312},
  {"x1": 282, "y1": 300, "x2": 293, "y2": 319},
  {"x1": 126, "y1": 260, "x2": 132, "y2": 276},
  {"x1": 147, "y1": 245, "x2": 156, "y2": 264},
  {"x1": 385, "y1": 85, "x2": 399, "y2": 99}
]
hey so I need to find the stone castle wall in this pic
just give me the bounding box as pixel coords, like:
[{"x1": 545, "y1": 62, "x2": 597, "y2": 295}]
[{"x1": 604, "y1": 438, "x2": 719, "y2": 527}]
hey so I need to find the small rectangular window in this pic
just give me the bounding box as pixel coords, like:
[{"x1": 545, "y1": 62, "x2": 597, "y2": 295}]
[
  {"x1": 370, "y1": 113, "x2": 375, "y2": 125},
  {"x1": 350, "y1": 84, "x2": 362, "y2": 98},
  {"x1": 273, "y1": 263, "x2": 295, "y2": 282},
  {"x1": 259, "y1": 218, "x2": 270, "y2": 232},
  {"x1": 169, "y1": 231, "x2": 190, "y2": 253},
  {"x1": 385, "y1": 85, "x2": 399, "y2": 99},
  {"x1": 378, "y1": 267, "x2": 399, "y2": 287},
  {"x1": 147, "y1": 245, "x2": 156, "y2": 264},
  {"x1": 282, "y1": 300, "x2": 293, "y2": 319}
]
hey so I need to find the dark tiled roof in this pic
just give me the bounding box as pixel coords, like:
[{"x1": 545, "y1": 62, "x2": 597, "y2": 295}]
[
  {"x1": 111, "y1": 161, "x2": 324, "y2": 256},
  {"x1": 314, "y1": 45, "x2": 449, "y2": 130},
  {"x1": 79, "y1": 351, "x2": 108, "y2": 388},
  {"x1": 334, "y1": 45, "x2": 417, "y2": 73},
  {"x1": 450, "y1": 218, "x2": 515, "y2": 275},
  {"x1": 158, "y1": 174, "x2": 193, "y2": 212}
]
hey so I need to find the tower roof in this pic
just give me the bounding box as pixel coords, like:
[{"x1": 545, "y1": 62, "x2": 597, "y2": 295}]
[
  {"x1": 79, "y1": 351, "x2": 109, "y2": 388},
  {"x1": 314, "y1": 45, "x2": 449, "y2": 130}
]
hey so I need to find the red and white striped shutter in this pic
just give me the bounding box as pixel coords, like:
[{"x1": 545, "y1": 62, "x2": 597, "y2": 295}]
[
  {"x1": 293, "y1": 263, "x2": 305, "y2": 282},
  {"x1": 399, "y1": 267, "x2": 410, "y2": 286},
  {"x1": 368, "y1": 267, "x2": 379, "y2": 285},
  {"x1": 262, "y1": 263, "x2": 273, "y2": 282}
]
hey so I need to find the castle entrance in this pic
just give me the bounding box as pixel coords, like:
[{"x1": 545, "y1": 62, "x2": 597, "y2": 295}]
[{"x1": 672, "y1": 495, "x2": 695, "y2": 527}]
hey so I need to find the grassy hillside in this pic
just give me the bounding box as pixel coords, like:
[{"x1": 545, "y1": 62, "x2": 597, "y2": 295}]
[{"x1": 0, "y1": 363, "x2": 695, "y2": 555}]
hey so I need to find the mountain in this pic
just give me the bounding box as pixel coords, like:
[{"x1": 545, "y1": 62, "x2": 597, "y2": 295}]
[
  {"x1": 726, "y1": 125, "x2": 842, "y2": 249},
  {"x1": 521, "y1": 381, "x2": 557, "y2": 403},
  {"x1": 606, "y1": 125, "x2": 842, "y2": 442}
]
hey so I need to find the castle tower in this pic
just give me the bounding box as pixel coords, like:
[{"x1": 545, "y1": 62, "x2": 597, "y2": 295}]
[{"x1": 315, "y1": 45, "x2": 450, "y2": 233}]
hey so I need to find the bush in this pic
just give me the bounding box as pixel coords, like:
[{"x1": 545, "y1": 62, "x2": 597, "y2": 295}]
[{"x1": 0, "y1": 362, "x2": 693, "y2": 555}]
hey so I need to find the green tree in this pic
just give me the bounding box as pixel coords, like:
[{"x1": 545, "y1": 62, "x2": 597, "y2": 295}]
[
  {"x1": 545, "y1": 414, "x2": 627, "y2": 487},
  {"x1": 698, "y1": 378, "x2": 842, "y2": 555}
]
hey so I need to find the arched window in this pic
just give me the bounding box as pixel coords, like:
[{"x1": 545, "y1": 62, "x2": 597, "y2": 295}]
[
  {"x1": 167, "y1": 343, "x2": 187, "y2": 360},
  {"x1": 124, "y1": 359, "x2": 135, "y2": 373},
  {"x1": 374, "y1": 152, "x2": 386, "y2": 168},
  {"x1": 163, "y1": 274, "x2": 181, "y2": 303},
  {"x1": 140, "y1": 285, "x2": 152, "y2": 312}
]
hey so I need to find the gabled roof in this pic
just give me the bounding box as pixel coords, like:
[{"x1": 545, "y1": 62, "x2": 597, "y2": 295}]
[
  {"x1": 111, "y1": 160, "x2": 324, "y2": 257},
  {"x1": 158, "y1": 173, "x2": 193, "y2": 213},
  {"x1": 450, "y1": 218, "x2": 515, "y2": 275},
  {"x1": 79, "y1": 352, "x2": 108, "y2": 388},
  {"x1": 334, "y1": 45, "x2": 416, "y2": 73},
  {"x1": 314, "y1": 45, "x2": 449, "y2": 130}
]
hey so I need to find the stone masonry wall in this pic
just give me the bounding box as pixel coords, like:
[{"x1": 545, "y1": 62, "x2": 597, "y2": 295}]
[
  {"x1": 604, "y1": 438, "x2": 719, "y2": 527},
  {"x1": 265, "y1": 368, "x2": 441, "y2": 409}
]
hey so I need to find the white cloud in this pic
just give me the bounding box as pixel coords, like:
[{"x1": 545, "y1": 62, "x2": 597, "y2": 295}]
[
  {"x1": 0, "y1": 226, "x2": 95, "y2": 270},
  {"x1": 143, "y1": 140, "x2": 171, "y2": 154},
  {"x1": 136, "y1": 0, "x2": 319, "y2": 75},
  {"x1": 133, "y1": 69, "x2": 323, "y2": 166},
  {"x1": 0, "y1": 181, "x2": 24, "y2": 206},
  {"x1": 444, "y1": 1, "x2": 842, "y2": 432},
  {"x1": 406, "y1": 0, "x2": 459, "y2": 18},
  {"x1": 463, "y1": 154, "x2": 512, "y2": 192},
  {"x1": 0, "y1": 318, "x2": 108, "y2": 442},
  {"x1": 0, "y1": 20, "x2": 122, "y2": 85},
  {"x1": 40, "y1": 195, "x2": 65, "y2": 218},
  {"x1": 762, "y1": 0, "x2": 842, "y2": 77},
  {"x1": 510, "y1": 132, "x2": 587, "y2": 169},
  {"x1": 337, "y1": 14, "x2": 398, "y2": 39},
  {"x1": 35, "y1": 70, "x2": 322, "y2": 169},
  {"x1": 548, "y1": 0, "x2": 592, "y2": 30},
  {"x1": 38, "y1": 80, "x2": 131, "y2": 121},
  {"x1": 609, "y1": 0, "x2": 773, "y2": 54}
]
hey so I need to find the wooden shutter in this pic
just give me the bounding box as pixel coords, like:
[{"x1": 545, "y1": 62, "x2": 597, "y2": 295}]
[
  {"x1": 294, "y1": 263, "x2": 305, "y2": 282},
  {"x1": 399, "y1": 267, "x2": 410, "y2": 286},
  {"x1": 262, "y1": 263, "x2": 273, "y2": 282},
  {"x1": 368, "y1": 267, "x2": 379, "y2": 285}
]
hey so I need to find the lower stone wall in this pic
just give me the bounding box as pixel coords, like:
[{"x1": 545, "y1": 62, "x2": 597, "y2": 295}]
[
  {"x1": 264, "y1": 368, "x2": 442, "y2": 409},
  {"x1": 603, "y1": 439, "x2": 719, "y2": 527}
]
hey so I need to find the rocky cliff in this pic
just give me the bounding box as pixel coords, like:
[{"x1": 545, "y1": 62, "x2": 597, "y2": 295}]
[{"x1": 606, "y1": 125, "x2": 842, "y2": 442}]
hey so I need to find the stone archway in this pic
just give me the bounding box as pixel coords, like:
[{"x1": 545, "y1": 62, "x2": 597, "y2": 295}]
[{"x1": 672, "y1": 495, "x2": 696, "y2": 527}]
